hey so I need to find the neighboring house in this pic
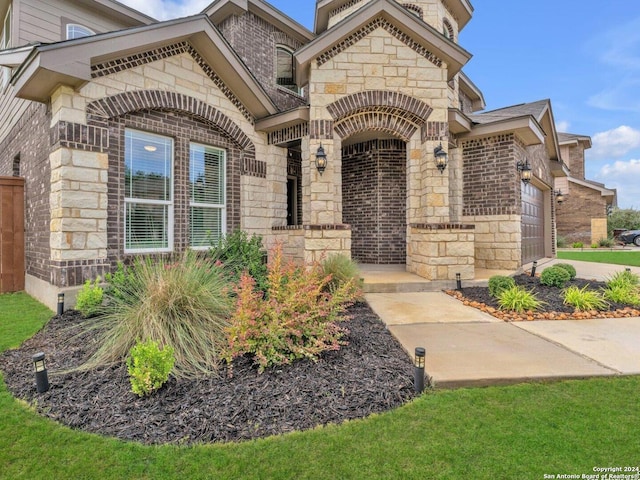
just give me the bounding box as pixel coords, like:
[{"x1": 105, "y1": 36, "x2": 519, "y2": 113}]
[
  {"x1": 555, "y1": 133, "x2": 617, "y2": 245},
  {"x1": 0, "y1": 0, "x2": 571, "y2": 307}
]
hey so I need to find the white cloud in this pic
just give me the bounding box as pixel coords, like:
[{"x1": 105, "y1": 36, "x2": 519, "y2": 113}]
[
  {"x1": 590, "y1": 126, "x2": 640, "y2": 160},
  {"x1": 120, "y1": 0, "x2": 211, "y2": 20},
  {"x1": 587, "y1": 78, "x2": 640, "y2": 113},
  {"x1": 595, "y1": 159, "x2": 640, "y2": 209},
  {"x1": 555, "y1": 120, "x2": 570, "y2": 132}
]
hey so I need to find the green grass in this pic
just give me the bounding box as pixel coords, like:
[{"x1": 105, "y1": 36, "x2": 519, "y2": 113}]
[
  {"x1": 2, "y1": 293, "x2": 640, "y2": 479},
  {"x1": 557, "y1": 250, "x2": 640, "y2": 267}
]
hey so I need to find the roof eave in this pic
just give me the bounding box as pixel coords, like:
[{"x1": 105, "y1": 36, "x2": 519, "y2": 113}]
[
  {"x1": 458, "y1": 71, "x2": 485, "y2": 112},
  {"x1": 255, "y1": 106, "x2": 310, "y2": 133},
  {"x1": 460, "y1": 116, "x2": 545, "y2": 146},
  {"x1": 448, "y1": 108, "x2": 472, "y2": 134},
  {"x1": 443, "y1": 0, "x2": 474, "y2": 30}
]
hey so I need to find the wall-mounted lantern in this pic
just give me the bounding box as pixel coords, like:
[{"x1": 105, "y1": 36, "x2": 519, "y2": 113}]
[
  {"x1": 517, "y1": 159, "x2": 532, "y2": 184},
  {"x1": 315, "y1": 144, "x2": 327, "y2": 175},
  {"x1": 434, "y1": 143, "x2": 448, "y2": 173},
  {"x1": 555, "y1": 189, "x2": 565, "y2": 204}
]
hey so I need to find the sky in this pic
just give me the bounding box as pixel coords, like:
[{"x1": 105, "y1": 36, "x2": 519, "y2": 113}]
[{"x1": 119, "y1": 0, "x2": 640, "y2": 209}]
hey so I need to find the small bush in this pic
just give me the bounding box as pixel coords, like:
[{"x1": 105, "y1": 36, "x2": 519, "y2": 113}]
[
  {"x1": 321, "y1": 254, "x2": 363, "y2": 299},
  {"x1": 554, "y1": 263, "x2": 577, "y2": 280},
  {"x1": 572, "y1": 242, "x2": 584, "y2": 248},
  {"x1": 210, "y1": 230, "x2": 268, "y2": 292},
  {"x1": 488, "y1": 275, "x2": 516, "y2": 298},
  {"x1": 563, "y1": 285, "x2": 608, "y2": 312},
  {"x1": 603, "y1": 284, "x2": 640, "y2": 307},
  {"x1": 607, "y1": 270, "x2": 640, "y2": 288},
  {"x1": 225, "y1": 244, "x2": 359, "y2": 372},
  {"x1": 127, "y1": 339, "x2": 175, "y2": 397},
  {"x1": 540, "y1": 266, "x2": 571, "y2": 288},
  {"x1": 75, "y1": 278, "x2": 104, "y2": 317},
  {"x1": 104, "y1": 261, "x2": 140, "y2": 304},
  {"x1": 497, "y1": 286, "x2": 543, "y2": 313},
  {"x1": 556, "y1": 236, "x2": 567, "y2": 248},
  {"x1": 598, "y1": 237, "x2": 614, "y2": 248},
  {"x1": 591, "y1": 243, "x2": 599, "y2": 249}
]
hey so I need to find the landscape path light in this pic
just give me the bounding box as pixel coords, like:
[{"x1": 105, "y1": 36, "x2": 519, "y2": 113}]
[
  {"x1": 33, "y1": 352, "x2": 49, "y2": 393},
  {"x1": 414, "y1": 347, "x2": 425, "y2": 393}
]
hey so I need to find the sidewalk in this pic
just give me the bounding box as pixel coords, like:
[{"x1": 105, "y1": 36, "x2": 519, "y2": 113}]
[{"x1": 365, "y1": 260, "x2": 640, "y2": 388}]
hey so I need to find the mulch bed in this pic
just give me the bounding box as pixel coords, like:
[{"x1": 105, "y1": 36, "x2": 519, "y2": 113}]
[
  {"x1": 0, "y1": 302, "x2": 417, "y2": 445},
  {"x1": 449, "y1": 274, "x2": 640, "y2": 321}
]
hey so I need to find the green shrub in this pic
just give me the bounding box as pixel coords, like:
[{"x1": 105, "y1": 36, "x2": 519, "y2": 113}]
[
  {"x1": 603, "y1": 284, "x2": 640, "y2": 307},
  {"x1": 497, "y1": 286, "x2": 543, "y2": 313},
  {"x1": 572, "y1": 242, "x2": 584, "y2": 248},
  {"x1": 210, "y1": 230, "x2": 268, "y2": 292},
  {"x1": 81, "y1": 251, "x2": 233, "y2": 378},
  {"x1": 606, "y1": 270, "x2": 640, "y2": 288},
  {"x1": 554, "y1": 263, "x2": 577, "y2": 280},
  {"x1": 75, "y1": 278, "x2": 104, "y2": 317},
  {"x1": 321, "y1": 254, "x2": 363, "y2": 299},
  {"x1": 488, "y1": 275, "x2": 516, "y2": 298},
  {"x1": 591, "y1": 243, "x2": 599, "y2": 249},
  {"x1": 556, "y1": 236, "x2": 567, "y2": 248},
  {"x1": 540, "y1": 266, "x2": 571, "y2": 288},
  {"x1": 562, "y1": 285, "x2": 608, "y2": 312},
  {"x1": 127, "y1": 339, "x2": 175, "y2": 397},
  {"x1": 598, "y1": 237, "x2": 614, "y2": 248},
  {"x1": 225, "y1": 244, "x2": 359, "y2": 372},
  {"x1": 104, "y1": 261, "x2": 140, "y2": 304}
]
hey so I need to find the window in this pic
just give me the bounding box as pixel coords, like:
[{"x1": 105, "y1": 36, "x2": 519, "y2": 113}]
[
  {"x1": 124, "y1": 129, "x2": 173, "y2": 253},
  {"x1": 66, "y1": 23, "x2": 95, "y2": 40},
  {"x1": 190, "y1": 143, "x2": 226, "y2": 248},
  {"x1": 1, "y1": 6, "x2": 11, "y2": 89},
  {"x1": 12, "y1": 153, "x2": 20, "y2": 177},
  {"x1": 276, "y1": 45, "x2": 297, "y2": 92}
]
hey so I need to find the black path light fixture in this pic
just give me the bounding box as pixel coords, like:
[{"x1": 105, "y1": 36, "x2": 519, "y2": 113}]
[
  {"x1": 517, "y1": 158, "x2": 532, "y2": 184},
  {"x1": 555, "y1": 189, "x2": 565, "y2": 204},
  {"x1": 315, "y1": 143, "x2": 327, "y2": 175},
  {"x1": 33, "y1": 352, "x2": 49, "y2": 393},
  {"x1": 433, "y1": 143, "x2": 448, "y2": 173},
  {"x1": 414, "y1": 347, "x2": 426, "y2": 393},
  {"x1": 57, "y1": 292, "x2": 64, "y2": 316}
]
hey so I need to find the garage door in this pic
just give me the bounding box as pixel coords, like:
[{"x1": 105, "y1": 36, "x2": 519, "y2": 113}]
[{"x1": 521, "y1": 183, "x2": 544, "y2": 264}]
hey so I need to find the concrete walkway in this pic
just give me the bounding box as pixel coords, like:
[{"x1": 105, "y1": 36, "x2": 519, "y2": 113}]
[{"x1": 365, "y1": 259, "x2": 640, "y2": 388}]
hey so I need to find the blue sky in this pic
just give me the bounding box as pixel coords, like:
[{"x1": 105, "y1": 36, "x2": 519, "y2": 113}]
[{"x1": 121, "y1": 0, "x2": 640, "y2": 209}]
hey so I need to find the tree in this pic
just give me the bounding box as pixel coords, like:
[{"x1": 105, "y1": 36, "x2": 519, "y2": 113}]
[{"x1": 608, "y1": 208, "x2": 640, "y2": 237}]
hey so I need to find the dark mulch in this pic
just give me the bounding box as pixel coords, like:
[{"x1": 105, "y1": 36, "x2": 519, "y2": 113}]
[
  {"x1": 0, "y1": 302, "x2": 417, "y2": 445},
  {"x1": 460, "y1": 274, "x2": 629, "y2": 313}
]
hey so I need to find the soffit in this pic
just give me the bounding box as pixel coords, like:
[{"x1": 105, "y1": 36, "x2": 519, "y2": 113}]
[
  {"x1": 458, "y1": 71, "x2": 485, "y2": 112},
  {"x1": 254, "y1": 106, "x2": 309, "y2": 132},
  {"x1": 12, "y1": 15, "x2": 277, "y2": 118},
  {"x1": 458, "y1": 115, "x2": 545, "y2": 146},
  {"x1": 448, "y1": 107, "x2": 471, "y2": 134},
  {"x1": 569, "y1": 177, "x2": 616, "y2": 197},
  {"x1": 203, "y1": 0, "x2": 314, "y2": 44},
  {"x1": 297, "y1": 0, "x2": 471, "y2": 85}
]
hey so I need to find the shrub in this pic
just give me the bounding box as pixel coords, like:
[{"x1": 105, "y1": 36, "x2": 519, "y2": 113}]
[
  {"x1": 563, "y1": 285, "x2": 608, "y2": 312},
  {"x1": 80, "y1": 251, "x2": 233, "y2": 378},
  {"x1": 606, "y1": 270, "x2": 639, "y2": 288},
  {"x1": 104, "y1": 261, "x2": 141, "y2": 304},
  {"x1": 210, "y1": 230, "x2": 268, "y2": 293},
  {"x1": 556, "y1": 236, "x2": 567, "y2": 248},
  {"x1": 488, "y1": 275, "x2": 516, "y2": 298},
  {"x1": 603, "y1": 284, "x2": 640, "y2": 307},
  {"x1": 321, "y1": 254, "x2": 363, "y2": 299},
  {"x1": 554, "y1": 263, "x2": 577, "y2": 280},
  {"x1": 598, "y1": 237, "x2": 614, "y2": 248},
  {"x1": 572, "y1": 242, "x2": 584, "y2": 248},
  {"x1": 75, "y1": 278, "x2": 104, "y2": 317},
  {"x1": 591, "y1": 243, "x2": 599, "y2": 249},
  {"x1": 497, "y1": 286, "x2": 543, "y2": 313},
  {"x1": 607, "y1": 207, "x2": 640, "y2": 238},
  {"x1": 127, "y1": 339, "x2": 175, "y2": 397},
  {"x1": 540, "y1": 266, "x2": 571, "y2": 288},
  {"x1": 225, "y1": 244, "x2": 359, "y2": 372}
]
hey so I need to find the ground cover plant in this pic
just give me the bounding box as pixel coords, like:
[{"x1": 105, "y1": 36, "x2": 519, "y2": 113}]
[
  {"x1": 557, "y1": 250, "x2": 640, "y2": 267},
  {"x1": 1, "y1": 293, "x2": 639, "y2": 478}
]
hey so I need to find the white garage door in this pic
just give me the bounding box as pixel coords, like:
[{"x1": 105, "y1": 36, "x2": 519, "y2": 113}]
[{"x1": 521, "y1": 183, "x2": 545, "y2": 264}]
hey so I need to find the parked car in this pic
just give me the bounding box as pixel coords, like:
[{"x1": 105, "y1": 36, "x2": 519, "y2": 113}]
[{"x1": 618, "y1": 229, "x2": 640, "y2": 246}]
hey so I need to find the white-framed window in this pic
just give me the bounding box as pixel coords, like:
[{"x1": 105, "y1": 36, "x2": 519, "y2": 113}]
[
  {"x1": 1, "y1": 6, "x2": 12, "y2": 89},
  {"x1": 66, "y1": 23, "x2": 95, "y2": 40},
  {"x1": 275, "y1": 45, "x2": 297, "y2": 93},
  {"x1": 190, "y1": 143, "x2": 226, "y2": 249},
  {"x1": 124, "y1": 129, "x2": 174, "y2": 253}
]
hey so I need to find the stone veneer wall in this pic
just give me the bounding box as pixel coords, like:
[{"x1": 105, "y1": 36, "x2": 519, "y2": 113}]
[
  {"x1": 0, "y1": 102, "x2": 52, "y2": 284},
  {"x1": 342, "y1": 139, "x2": 406, "y2": 264},
  {"x1": 407, "y1": 224, "x2": 475, "y2": 280},
  {"x1": 556, "y1": 181, "x2": 608, "y2": 245}
]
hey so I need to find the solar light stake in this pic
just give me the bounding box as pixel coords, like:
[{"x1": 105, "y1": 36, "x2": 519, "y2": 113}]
[
  {"x1": 57, "y1": 293, "x2": 64, "y2": 316},
  {"x1": 414, "y1": 347, "x2": 426, "y2": 394},
  {"x1": 456, "y1": 273, "x2": 462, "y2": 290},
  {"x1": 33, "y1": 352, "x2": 49, "y2": 393},
  {"x1": 626, "y1": 268, "x2": 631, "y2": 272},
  {"x1": 531, "y1": 261, "x2": 537, "y2": 277}
]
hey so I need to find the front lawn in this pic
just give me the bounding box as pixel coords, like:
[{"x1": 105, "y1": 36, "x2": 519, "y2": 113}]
[
  {"x1": 557, "y1": 249, "x2": 640, "y2": 267},
  {"x1": 1, "y1": 293, "x2": 639, "y2": 479}
]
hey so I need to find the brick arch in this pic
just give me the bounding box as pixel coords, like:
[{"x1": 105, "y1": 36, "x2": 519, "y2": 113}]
[
  {"x1": 86, "y1": 90, "x2": 254, "y2": 152},
  {"x1": 327, "y1": 91, "x2": 433, "y2": 142}
]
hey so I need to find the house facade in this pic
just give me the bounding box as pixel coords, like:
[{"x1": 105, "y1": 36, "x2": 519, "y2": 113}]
[
  {"x1": 0, "y1": 0, "x2": 572, "y2": 307},
  {"x1": 555, "y1": 133, "x2": 617, "y2": 245}
]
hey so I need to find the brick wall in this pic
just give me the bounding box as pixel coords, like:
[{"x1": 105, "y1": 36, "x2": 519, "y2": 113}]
[
  {"x1": 568, "y1": 144, "x2": 585, "y2": 180},
  {"x1": 556, "y1": 182, "x2": 607, "y2": 244},
  {"x1": 342, "y1": 139, "x2": 406, "y2": 264},
  {"x1": 0, "y1": 102, "x2": 51, "y2": 283}
]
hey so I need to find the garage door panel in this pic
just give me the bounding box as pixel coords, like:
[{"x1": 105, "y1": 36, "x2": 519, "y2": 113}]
[{"x1": 522, "y1": 183, "x2": 544, "y2": 264}]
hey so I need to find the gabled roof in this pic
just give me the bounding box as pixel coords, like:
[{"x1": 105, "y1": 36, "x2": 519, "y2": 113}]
[
  {"x1": 458, "y1": 71, "x2": 485, "y2": 112},
  {"x1": 569, "y1": 177, "x2": 616, "y2": 198},
  {"x1": 202, "y1": 0, "x2": 314, "y2": 44},
  {"x1": 558, "y1": 132, "x2": 592, "y2": 149},
  {"x1": 11, "y1": 15, "x2": 278, "y2": 118},
  {"x1": 296, "y1": 0, "x2": 471, "y2": 85},
  {"x1": 314, "y1": 0, "x2": 474, "y2": 34}
]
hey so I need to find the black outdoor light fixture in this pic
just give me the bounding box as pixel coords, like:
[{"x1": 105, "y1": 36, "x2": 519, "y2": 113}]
[
  {"x1": 315, "y1": 143, "x2": 327, "y2": 175},
  {"x1": 456, "y1": 272, "x2": 462, "y2": 290},
  {"x1": 531, "y1": 260, "x2": 538, "y2": 277},
  {"x1": 57, "y1": 293, "x2": 64, "y2": 316},
  {"x1": 434, "y1": 143, "x2": 448, "y2": 173},
  {"x1": 517, "y1": 158, "x2": 532, "y2": 184},
  {"x1": 555, "y1": 189, "x2": 565, "y2": 204},
  {"x1": 33, "y1": 352, "x2": 49, "y2": 393},
  {"x1": 414, "y1": 347, "x2": 426, "y2": 393}
]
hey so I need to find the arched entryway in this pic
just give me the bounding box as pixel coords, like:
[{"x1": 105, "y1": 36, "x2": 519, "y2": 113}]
[{"x1": 342, "y1": 138, "x2": 407, "y2": 264}]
